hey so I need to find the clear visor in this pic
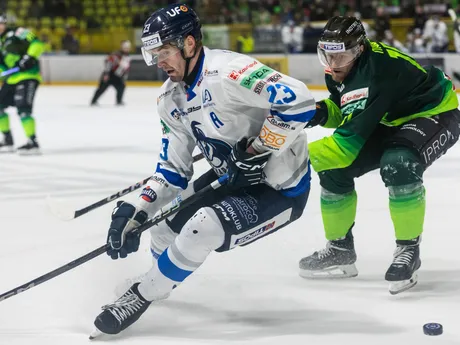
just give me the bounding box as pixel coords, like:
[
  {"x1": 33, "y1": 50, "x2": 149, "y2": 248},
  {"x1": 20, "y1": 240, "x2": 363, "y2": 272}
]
[
  {"x1": 317, "y1": 43, "x2": 361, "y2": 69},
  {"x1": 141, "y1": 45, "x2": 181, "y2": 66}
]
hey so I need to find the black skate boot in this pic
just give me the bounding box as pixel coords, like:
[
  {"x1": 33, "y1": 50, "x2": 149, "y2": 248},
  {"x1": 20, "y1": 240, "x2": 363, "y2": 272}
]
[
  {"x1": 90, "y1": 283, "x2": 151, "y2": 339},
  {"x1": 385, "y1": 236, "x2": 421, "y2": 295},
  {"x1": 17, "y1": 136, "x2": 40, "y2": 155},
  {"x1": 0, "y1": 131, "x2": 14, "y2": 153},
  {"x1": 299, "y1": 224, "x2": 358, "y2": 279}
]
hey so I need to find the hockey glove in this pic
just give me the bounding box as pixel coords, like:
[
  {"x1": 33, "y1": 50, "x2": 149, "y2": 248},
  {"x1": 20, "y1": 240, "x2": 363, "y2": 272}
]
[
  {"x1": 227, "y1": 137, "x2": 271, "y2": 189},
  {"x1": 305, "y1": 101, "x2": 328, "y2": 128},
  {"x1": 106, "y1": 201, "x2": 148, "y2": 260},
  {"x1": 17, "y1": 55, "x2": 38, "y2": 71}
]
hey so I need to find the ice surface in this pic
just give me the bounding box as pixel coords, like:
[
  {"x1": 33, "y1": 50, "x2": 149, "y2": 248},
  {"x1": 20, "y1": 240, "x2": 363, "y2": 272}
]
[{"x1": 1, "y1": 86, "x2": 460, "y2": 345}]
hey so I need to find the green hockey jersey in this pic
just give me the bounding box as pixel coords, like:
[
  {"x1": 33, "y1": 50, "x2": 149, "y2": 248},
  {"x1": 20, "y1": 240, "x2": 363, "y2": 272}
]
[
  {"x1": 309, "y1": 40, "x2": 458, "y2": 173},
  {"x1": 0, "y1": 27, "x2": 45, "y2": 85}
]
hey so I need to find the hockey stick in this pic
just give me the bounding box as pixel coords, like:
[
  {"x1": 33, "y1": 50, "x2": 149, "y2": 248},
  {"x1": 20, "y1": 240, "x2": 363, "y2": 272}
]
[
  {"x1": 0, "y1": 174, "x2": 228, "y2": 302},
  {"x1": 0, "y1": 67, "x2": 20, "y2": 78},
  {"x1": 46, "y1": 152, "x2": 205, "y2": 221}
]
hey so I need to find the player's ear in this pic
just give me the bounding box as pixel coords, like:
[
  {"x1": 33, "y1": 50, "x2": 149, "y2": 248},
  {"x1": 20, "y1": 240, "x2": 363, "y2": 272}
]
[{"x1": 185, "y1": 35, "x2": 196, "y2": 57}]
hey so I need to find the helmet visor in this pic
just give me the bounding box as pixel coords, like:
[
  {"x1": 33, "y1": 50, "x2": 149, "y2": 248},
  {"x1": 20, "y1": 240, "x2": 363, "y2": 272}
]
[
  {"x1": 141, "y1": 32, "x2": 181, "y2": 66},
  {"x1": 142, "y1": 45, "x2": 181, "y2": 66},
  {"x1": 317, "y1": 41, "x2": 361, "y2": 69}
]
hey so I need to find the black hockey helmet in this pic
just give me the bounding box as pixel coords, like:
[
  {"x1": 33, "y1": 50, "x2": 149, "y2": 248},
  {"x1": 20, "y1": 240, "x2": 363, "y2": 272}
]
[
  {"x1": 317, "y1": 16, "x2": 366, "y2": 69},
  {"x1": 141, "y1": 3, "x2": 202, "y2": 66}
]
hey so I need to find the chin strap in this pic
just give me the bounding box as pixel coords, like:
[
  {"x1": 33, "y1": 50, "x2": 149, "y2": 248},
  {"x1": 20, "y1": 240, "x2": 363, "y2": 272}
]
[{"x1": 181, "y1": 47, "x2": 198, "y2": 81}]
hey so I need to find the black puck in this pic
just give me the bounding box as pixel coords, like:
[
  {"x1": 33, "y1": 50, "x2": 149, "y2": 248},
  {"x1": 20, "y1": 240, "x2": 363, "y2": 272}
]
[{"x1": 423, "y1": 323, "x2": 443, "y2": 336}]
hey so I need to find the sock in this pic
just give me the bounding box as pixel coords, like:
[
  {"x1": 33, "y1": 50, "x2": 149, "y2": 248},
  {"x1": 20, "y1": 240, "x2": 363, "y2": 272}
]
[
  {"x1": 321, "y1": 188, "x2": 357, "y2": 240},
  {"x1": 138, "y1": 241, "x2": 204, "y2": 301},
  {"x1": 0, "y1": 112, "x2": 10, "y2": 133},
  {"x1": 389, "y1": 183, "x2": 425, "y2": 240},
  {"x1": 20, "y1": 115, "x2": 36, "y2": 138}
]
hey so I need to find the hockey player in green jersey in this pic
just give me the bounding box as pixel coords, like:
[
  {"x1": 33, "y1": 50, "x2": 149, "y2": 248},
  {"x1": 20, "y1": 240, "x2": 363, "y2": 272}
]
[
  {"x1": 0, "y1": 15, "x2": 45, "y2": 154},
  {"x1": 299, "y1": 16, "x2": 460, "y2": 294}
]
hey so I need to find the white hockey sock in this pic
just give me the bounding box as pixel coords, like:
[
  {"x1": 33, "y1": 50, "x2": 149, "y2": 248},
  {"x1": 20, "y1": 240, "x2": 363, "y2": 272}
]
[
  {"x1": 139, "y1": 207, "x2": 225, "y2": 301},
  {"x1": 138, "y1": 241, "x2": 207, "y2": 301}
]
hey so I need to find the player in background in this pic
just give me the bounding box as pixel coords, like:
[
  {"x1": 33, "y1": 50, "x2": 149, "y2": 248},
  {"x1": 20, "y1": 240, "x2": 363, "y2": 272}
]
[
  {"x1": 90, "y1": 3, "x2": 315, "y2": 338},
  {"x1": 298, "y1": 16, "x2": 460, "y2": 294},
  {"x1": 90, "y1": 40, "x2": 131, "y2": 106},
  {"x1": 0, "y1": 15, "x2": 45, "y2": 154}
]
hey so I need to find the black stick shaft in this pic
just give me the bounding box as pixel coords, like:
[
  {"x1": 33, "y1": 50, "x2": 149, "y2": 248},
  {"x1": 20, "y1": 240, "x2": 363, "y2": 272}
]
[
  {"x1": 71, "y1": 152, "x2": 204, "y2": 219},
  {"x1": 0, "y1": 174, "x2": 226, "y2": 302}
]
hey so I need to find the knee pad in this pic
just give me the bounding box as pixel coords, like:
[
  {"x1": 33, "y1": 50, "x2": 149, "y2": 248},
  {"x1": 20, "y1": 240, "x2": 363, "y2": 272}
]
[
  {"x1": 174, "y1": 207, "x2": 225, "y2": 263},
  {"x1": 150, "y1": 221, "x2": 178, "y2": 259},
  {"x1": 380, "y1": 148, "x2": 424, "y2": 187}
]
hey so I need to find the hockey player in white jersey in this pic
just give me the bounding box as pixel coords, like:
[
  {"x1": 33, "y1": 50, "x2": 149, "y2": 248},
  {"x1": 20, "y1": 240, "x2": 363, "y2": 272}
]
[{"x1": 90, "y1": 3, "x2": 316, "y2": 338}]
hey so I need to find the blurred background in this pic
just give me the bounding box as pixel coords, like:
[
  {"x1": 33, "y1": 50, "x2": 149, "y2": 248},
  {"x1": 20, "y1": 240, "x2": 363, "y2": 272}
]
[{"x1": 2, "y1": 0, "x2": 460, "y2": 83}]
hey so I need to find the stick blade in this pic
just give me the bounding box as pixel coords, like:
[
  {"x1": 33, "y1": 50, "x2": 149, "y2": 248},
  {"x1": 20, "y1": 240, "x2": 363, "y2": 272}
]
[{"x1": 45, "y1": 194, "x2": 76, "y2": 221}]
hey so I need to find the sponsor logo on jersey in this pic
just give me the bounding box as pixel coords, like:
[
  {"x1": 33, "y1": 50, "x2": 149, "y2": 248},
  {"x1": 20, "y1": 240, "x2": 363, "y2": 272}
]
[
  {"x1": 227, "y1": 60, "x2": 258, "y2": 81},
  {"x1": 141, "y1": 186, "x2": 157, "y2": 203},
  {"x1": 235, "y1": 221, "x2": 276, "y2": 245},
  {"x1": 267, "y1": 115, "x2": 293, "y2": 131},
  {"x1": 318, "y1": 41, "x2": 346, "y2": 52},
  {"x1": 229, "y1": 194, "x2": 259, "y2": 225},
  {"x1": 340, "y1": 87, "x2": 369, "y2": 106},
  {"x1": 265, "y1": 72, "x2": 283, "y2": 83},
  {"x1": 240, "y1": 66, "x2": 274, "y2": 89},
  {"x1": 170, "y1": 108, "x2": 187, "y2": 120},
  {"x1": 259, "y1": 125, "x2": 287, "y2": 150},
  {"x1": 253, "y1": 80, "x2": 266, "y2": 94},
  {"x1": 229, "y1": 209, "x2": 291, "y2": 249},
  {"x1": 152, "y1": 175, "x2": 168, "y2": 187},
  {"x1": 205, "y1": 69, "x2": 218, "y2": 76},
  {"x1": 187, "y1": 105, "x2": 201, "y2": 113},
  {"x1": 214, "y1": 202, "x2": 242, "y2": 230},
  {"x1": 160, "y1": 119, "x2": 170, "y2": 134},
  {"x1": 157, "y1": 87, "x2": 176, "y2": 104}
]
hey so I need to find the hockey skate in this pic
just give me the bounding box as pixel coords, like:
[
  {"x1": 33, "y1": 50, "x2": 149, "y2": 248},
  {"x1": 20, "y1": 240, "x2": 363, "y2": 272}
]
[
  {"x1": 299, "y1": 226, "x2": 358, "y2": 279},
  {"x1": 90, "y1": 283, "x2": 151, "y2": 339},
  {"x1": 385, "y1": 237, "x2": 421, "y2": 295},
  {"x1": 17, "y1": 137, "x2": 41, "y2": 155},
  {"x1": 0, "y1": 132, "x2": 14, "y2": 153}
]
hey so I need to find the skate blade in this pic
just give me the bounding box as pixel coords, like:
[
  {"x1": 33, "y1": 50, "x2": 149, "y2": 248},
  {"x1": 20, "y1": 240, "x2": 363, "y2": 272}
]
[
  {"x1": 299, "y1": 264, "x2": 358, "y2": 279},
  {"x1": 388, "y1": 272, "x2": 418, "y2": 295},
  {"x1": 17, "y1": 148, "x2": 41, "y2": 156},
  {"x1": 89, "y1": 328, "x2": 103, "y2": 340}
]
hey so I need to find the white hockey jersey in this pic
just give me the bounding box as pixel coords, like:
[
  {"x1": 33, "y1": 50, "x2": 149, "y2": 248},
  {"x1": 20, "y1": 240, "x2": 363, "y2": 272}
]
[{"x1": 137, "y1": 47, "x2": 316, "y2": 215}]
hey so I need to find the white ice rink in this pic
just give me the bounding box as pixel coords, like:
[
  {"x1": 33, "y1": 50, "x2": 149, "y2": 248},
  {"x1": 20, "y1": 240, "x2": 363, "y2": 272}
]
[{"x1": 1, "y1": 86, "x2": 460, "y2": 345}]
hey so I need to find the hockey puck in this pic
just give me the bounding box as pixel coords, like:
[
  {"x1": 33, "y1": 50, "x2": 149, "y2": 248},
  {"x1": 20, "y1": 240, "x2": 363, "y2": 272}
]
[{"x1": 423, "y1": 323, "x2": 443, "y2": 336}]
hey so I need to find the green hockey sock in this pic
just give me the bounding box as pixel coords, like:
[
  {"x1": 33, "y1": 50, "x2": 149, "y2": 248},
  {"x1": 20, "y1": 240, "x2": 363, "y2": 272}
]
[
  {"x1": 389, "y1": 183, "x2": 425, "y2": 240},
  {"x1": 20, "y1": 115, "x2": 36, "y2": 138},
  {"x1": 321, "y1": 189, "x2": 357, "y2": 240},
  {"x1": 0, "y1": 112, "x2": 9, "y2": 133}
]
